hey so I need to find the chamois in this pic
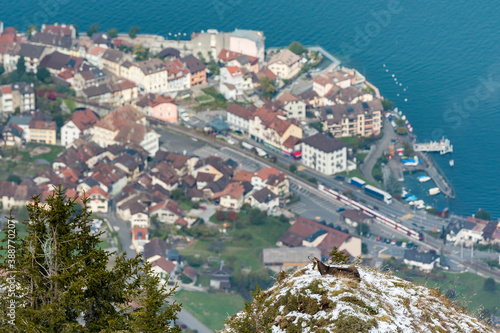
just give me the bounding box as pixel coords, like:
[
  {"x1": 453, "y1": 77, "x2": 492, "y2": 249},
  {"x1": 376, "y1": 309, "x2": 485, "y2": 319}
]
[{"x1": 308, "y1": 256, "x2": 361, "y2": 282}]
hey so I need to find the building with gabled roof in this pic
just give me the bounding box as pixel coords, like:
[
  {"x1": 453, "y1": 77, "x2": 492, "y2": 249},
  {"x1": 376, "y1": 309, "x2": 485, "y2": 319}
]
[
  {"x1": 123, "y1": 58, "x2": 168, "y2": 93},
  {"x1": 213, "y1": 182, "x2": 246, "y2": 211},
  {"x1": 165, "y1": 58, "x2": 190, "y2": 92},
  {"x1": 276, "y1": 91, "x2": 306, "y2": 120},
  {"x1": 149, "y1": 199, "x2": 184, "y2": 224},
  {"x1": 28, "y1": 120, "x2": 56, "y2": 144},
  {"x1": 181, "y1": 55, "x2": 206, "y2": 87},
  {"x1": 318, "y1": 100, "x2": 383, "y2": 138},
  {"x1": 245, "y1": 187, "x2": 279, "y2": 212},
  {"x1": 226, "y1": 103, "x2": 253, "y2": 133},
  {"x1": 84, "y1": 185, "x2": 110, "y2": 213},
  {"x1": 301, "y1": 133, "x2": 347, "y2": 175},
  {"x1": 403, "y1": 250, "x2": 440, "y2": 272},
  {"x1": 268, "y1": 49, "x2": 302, "y2": 80},
  {"x1": 61, "y1": 108, "x2": 100, "y2": 147},
  {"x1": 150, "y1": 257, "x2": 176, "y2": 284},
  {"x1": 41, "y1": 23, "x2": 76, "y2": 39},
  {"x1": 278, "y1": 216, "x2": 361, "y2": 260}
]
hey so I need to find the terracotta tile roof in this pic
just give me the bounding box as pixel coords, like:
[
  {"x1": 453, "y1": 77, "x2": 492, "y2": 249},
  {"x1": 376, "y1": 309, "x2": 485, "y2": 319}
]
[
  {"x1": 95, "y1": 105, "x2": 144, "y2": 132},
  {"x1": 149, "y1": 199, "x2": 183, "y2": 217},
  {"x1": 92, "y1": 164, "x2": 126, "y2": 186},
  {"x1": 278, "y1": 216, "x2": 351, "y2": 258},
  {"x1": 165, "y1": 58, "x2": 189, "y2": 78},
  {"x1": 149, "y1": 95, "x2": 176, "y2": 107},
  {"x1": 257, "y1": 68, "x2": 277, "y2": 80},
  {"x1": 218, "y1": 49, "x2": 243, "y2": 62},
  {"x1": 1, "y1": 85, "x2": 12, "y2": 94},
  {"x1": 175, "y1": 217, "x2": 188, "y2": 227},
  {"x1": 226, "y1": 66, "x2": 243, "y2": 77},
  {"x1": 233, "y1": 170, "x2": 253, "y2": 182},
  {"x1": 313, "y1": 74, "x2": 331, "y2": 86},
  {"x1": 282, "y1": 135, "x2": 300, "y2": 149},
  {"x1": 226, "y1": 103, "x2": 253, "y2": 120},
  {"x1": 29, "y1": 120, "x2": 56, "y2": 130},
  {"x1": 183, "y1": 265, "x2": 198, "y2": 280},
  {"x1": 87, "y1": 46, "x2": 106, "y2": 56},
  {"x1": 213, "y1": 182, "x2": 245, "y2": 200},
  {"x1": 41, "y1": 24, "x2": 74, "y2": 37},
  {"x1": 277, "y1": 92, "x2": 299, "y2": 104},
  {"x1": 268, "y1": 49, "x2": 300, "y2": 67},
  {"x1": 196, "y1": 172, "x2": 216, "y2": 182},
  {"x1": 254, "y1": 167, "x2": 280, "y2": 181},
  {"x1": 85, "y1": 185, "x2": 110, "y2": 199},
  {"x1": 67, "y1": 108, "x2": 100, "y2": 131},
  {"x1": 151, "y1": 257, "x2": 176, "y2": 274}
]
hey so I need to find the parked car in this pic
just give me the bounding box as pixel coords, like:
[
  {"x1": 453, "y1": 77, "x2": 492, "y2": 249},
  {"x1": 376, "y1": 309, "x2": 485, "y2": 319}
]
[
  {"x1": 376, "y1": 236, "x2": 381, "y2": 241},
  {"x1": 337, "y1": 208, "x2": 345, "y2": 213}
]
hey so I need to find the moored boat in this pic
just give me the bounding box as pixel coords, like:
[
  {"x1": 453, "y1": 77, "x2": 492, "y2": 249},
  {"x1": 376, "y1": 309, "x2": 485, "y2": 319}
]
[
  {"x1": 418, "y1": 175, "x2": 431, "y2": 183},
  {"x1": 429, "y1": 187, "x2": 440, "y2": 196}
]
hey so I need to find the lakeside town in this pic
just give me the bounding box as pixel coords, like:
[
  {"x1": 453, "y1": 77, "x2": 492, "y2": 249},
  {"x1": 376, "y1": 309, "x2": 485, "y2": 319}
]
[{"x1": 0, "y1": 22, "x2": 500, "y2": 330}]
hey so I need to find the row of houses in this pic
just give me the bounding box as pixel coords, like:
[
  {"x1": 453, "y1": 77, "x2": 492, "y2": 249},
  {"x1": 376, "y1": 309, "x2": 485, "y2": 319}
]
[{"x1": 445, "y1": 215, "x2": 500, "y2": 247}]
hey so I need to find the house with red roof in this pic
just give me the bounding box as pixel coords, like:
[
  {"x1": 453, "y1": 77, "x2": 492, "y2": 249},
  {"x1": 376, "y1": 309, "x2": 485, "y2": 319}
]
[
  {"x1": 41, "y1": 23, "x2": 76, "y2": 39},
  {"x1": 276, "y1": 91, "x2": 307, "y2": 120},
  {"x1": 84, "y1": 185, "x2": 110, "y2": 213},
  {"x1": 226, "y1": 103, "x2": 253, "y2": 133},
  {"x1": 213, "y1": 182, "x2": 246, "y2": 211},
  {"x1": 61, "y1": 108, "x2": 100, "y2": 147},
  {"x1": 91, "y1": 105, "x2": 159, "y2": 156},
  {"x1": 248, "y1": 108, "x2": 303, "y2": 151},
  {"x1": 165, "y1": 58, "x2": 190, "y2": 92},
  {"x1": 136, "y1": 93, "x2": 177, "y2": 123},
  {"x1": 220, "y1": 66, "x2": 243, "y2": 100},
  {"x1": 277, "y1": 216, "x2": 361, "y2": 260},
  {"x1": 149, "y1": 199, "x2": 184, "y2": 224},
  {"x1": 150, "y1": 256, "x2": 177, "y2": 284}
]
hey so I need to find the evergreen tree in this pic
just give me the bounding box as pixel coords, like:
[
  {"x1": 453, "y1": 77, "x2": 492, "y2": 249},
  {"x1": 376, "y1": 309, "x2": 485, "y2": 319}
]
[
  {"x1": 0, "y1": 186, "x2": 181, "y2": 332},
  {"x1": 16, "y1": 57, "x2": 26, "y2": 76}
]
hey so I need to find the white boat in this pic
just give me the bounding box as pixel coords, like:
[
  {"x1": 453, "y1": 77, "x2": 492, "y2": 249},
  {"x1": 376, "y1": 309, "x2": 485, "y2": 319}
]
[
  {"x1": 449, "y1": 159, "x2": 454, "y2": 167},
  {"x1": 429, "y1": 187, "x2": 440, "y2": 196},
  {"x1": 418, "y1": 176, "x2": 431, "y2": 183}
]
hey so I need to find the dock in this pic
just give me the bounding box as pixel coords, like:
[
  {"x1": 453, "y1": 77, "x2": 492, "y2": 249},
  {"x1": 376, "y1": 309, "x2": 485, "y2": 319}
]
[
  {"x1": 401, "y1": 152, "x2": 455, "y2": 199},
  {"x1": 413, "y1": 137, "x2": 453, "y2": 155}
]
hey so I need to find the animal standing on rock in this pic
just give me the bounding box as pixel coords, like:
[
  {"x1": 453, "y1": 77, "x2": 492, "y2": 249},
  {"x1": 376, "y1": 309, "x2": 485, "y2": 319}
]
[{"x1": 308, "y1": 256, "x2": 361, "y2": 282}]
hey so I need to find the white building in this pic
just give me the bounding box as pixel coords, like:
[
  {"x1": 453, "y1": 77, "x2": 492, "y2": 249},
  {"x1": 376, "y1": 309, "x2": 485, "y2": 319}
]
[
  {"x1": 229, "y1": 29, "x2": 265, "y2": 63},
  {"x1": 165, "y1": 58, "x2": 190, "y2": 92},
  {"x1": 268, "y1": 49, "x2": 302, "y2": 80},
  {"x1": 301, "y1": 133, "x2": 347, "y2": 175},
  {"x1": 61, "y1": 108, "x2": 100, "y2": 147},
  {"x1": 220, "y1": 66, "x2": 243, "y2": 99},
  {"x1": 403, "y1": 250, "x2": 440, "y2": 272},
  {"x1": 226, "y1": 103, "x2": 253, "y2": 133},
  {"x1": 125, "y1": 59, "x2": 168, "y2": 93},
  {"x1": 276, "y1": 92, "x2": 306, "y2": 120}
]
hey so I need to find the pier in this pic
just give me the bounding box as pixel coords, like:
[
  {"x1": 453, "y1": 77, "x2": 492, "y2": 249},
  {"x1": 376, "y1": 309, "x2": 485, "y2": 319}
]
[
  {"x1": 413, "y1": 137, "x2": 453, "y2": 155},
  {"x1": 400, "y1": 152, "x2": 455, "y2": 199}
]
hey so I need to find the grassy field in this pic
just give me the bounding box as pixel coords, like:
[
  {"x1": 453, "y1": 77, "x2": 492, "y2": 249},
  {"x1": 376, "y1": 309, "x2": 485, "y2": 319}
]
[
  {"x1": 180, "y1": 215, "x2": 290, "y2": 272},
  {"x1": 174, "y1": 290, "x2": 245, "y2": 330},
  {"x1": 396, "y1": 271, "x2": 500, "y2": 316}
]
